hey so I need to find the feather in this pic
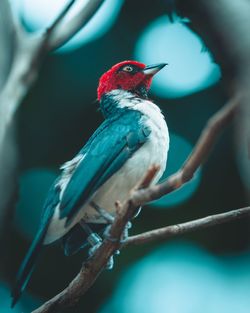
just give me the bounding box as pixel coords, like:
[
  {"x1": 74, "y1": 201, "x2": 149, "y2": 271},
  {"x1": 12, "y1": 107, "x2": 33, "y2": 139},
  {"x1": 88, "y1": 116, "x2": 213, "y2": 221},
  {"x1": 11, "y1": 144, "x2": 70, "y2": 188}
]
[
  {"x1": 11, "y1": 183, "x2": 59, "y2": 306},
  {"x1": 59, "y1": 109, "x2": 150, "y2": 225}
]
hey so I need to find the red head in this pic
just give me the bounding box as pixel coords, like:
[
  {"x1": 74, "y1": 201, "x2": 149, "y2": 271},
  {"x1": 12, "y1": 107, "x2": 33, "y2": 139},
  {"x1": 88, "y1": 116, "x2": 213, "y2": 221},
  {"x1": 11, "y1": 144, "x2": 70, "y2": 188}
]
[{"x1": 97, "y1": 60, "x2": 167, "y2": 101}]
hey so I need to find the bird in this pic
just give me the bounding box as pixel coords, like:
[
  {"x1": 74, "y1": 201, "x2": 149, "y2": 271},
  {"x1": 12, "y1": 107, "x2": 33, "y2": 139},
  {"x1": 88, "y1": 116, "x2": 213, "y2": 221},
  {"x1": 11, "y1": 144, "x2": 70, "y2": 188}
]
[{"x1": 11, "y1": 60, "x2": 169, "y2": 306}]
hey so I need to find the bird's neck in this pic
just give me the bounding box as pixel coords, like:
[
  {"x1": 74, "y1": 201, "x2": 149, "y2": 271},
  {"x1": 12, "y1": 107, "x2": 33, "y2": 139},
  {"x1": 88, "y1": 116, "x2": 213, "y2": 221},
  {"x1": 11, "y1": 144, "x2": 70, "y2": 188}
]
[
  {"x1": 131, "y1": 84, "x2": 149, "y2": 99},
  {"x1": 100, "y1": 89, "x2": 167, "y2": 136},
  {"x1": 100, "y1": 89, "x2": 147, "y2": 119}
]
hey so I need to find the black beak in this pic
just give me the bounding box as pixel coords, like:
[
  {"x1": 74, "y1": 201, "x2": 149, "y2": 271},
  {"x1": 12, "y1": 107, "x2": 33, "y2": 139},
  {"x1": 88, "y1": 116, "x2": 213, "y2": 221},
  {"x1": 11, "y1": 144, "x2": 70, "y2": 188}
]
[{"x1": 143, "y1": 63, "x2": 167, "y2": 76}]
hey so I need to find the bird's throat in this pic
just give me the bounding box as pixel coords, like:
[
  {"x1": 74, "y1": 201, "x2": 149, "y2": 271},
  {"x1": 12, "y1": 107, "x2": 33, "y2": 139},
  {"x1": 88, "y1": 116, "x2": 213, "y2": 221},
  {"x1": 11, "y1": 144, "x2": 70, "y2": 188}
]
[{"x1": 131, "y1": 84, "x2": 149, "y2": 99}]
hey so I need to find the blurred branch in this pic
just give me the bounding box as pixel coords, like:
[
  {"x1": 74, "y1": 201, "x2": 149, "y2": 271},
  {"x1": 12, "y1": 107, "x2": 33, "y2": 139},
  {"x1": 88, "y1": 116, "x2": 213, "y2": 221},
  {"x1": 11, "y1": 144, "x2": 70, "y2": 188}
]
[
  {"x1": 125, "y1": 206, "x2": 250, "y2": 247},
  {"x1": 32, "y1": 95, "x2": 242, "y2": 313},
  {"x1": 0, "y1": 0, "x2": 106, "y2": 151},
  {"x1": 175, "y1": 0, "x2": 250, "y2": 197},
  {"x1": 0, "y1": 0, "x2": 17, "y2": 89},
  {"x1": 0, "y1": 0, "x2": 106, "y2": 270},
  {"x1": 46, "y1": 0, "x2": 105, "y2": 51},
  {"x1": 0, "y1": 0, "x2": 104, "y2": 141},
  {"x1": 0, "y1": 0, "x2": 22, "y2": 271},
  {"x1": 46, "y1": 0, "x2": 77, "y2": 35}
]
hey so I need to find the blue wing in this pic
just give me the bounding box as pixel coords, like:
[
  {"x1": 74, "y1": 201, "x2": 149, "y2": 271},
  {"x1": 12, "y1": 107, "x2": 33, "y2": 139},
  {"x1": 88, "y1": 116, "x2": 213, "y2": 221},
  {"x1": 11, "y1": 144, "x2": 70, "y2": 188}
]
[
  {"x1": 11, "y1": 110, "x2": 150, "y2": 306},
  {"x1": 59, "y1": 110, "x2": 151, "y2": 225}
]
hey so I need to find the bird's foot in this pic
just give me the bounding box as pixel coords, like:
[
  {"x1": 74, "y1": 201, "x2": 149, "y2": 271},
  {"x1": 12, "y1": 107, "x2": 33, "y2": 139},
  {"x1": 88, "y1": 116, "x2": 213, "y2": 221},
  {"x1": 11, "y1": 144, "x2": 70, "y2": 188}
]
[
  {"x1": 88, "y1": 239, "x2": 102, "y2": 257},
  {"x1": 123, "y1": 221, "x2": 132, "y2": 241},
  {"x1": 87, "y1": 231, "x2": 103, "y2": 258},
  {"x1": 104, "y1": 221, "x2": 132, "y2": 244},
  {"x1": 88, "y1": 222, "x2": 132, "y2": 270},
  {"x1": 87, "y1": 232, "x2": 102, "y2": 247},
  {"x1": 132, "y1": 206, "x2": 142, "y2": 219},
  {"x1": 87, "y1": 238, "x2": 118, "y2": 270},
  {"x1": 87, "y1": 228, "x2": 119, "y2": 270},
  {"x1": 100, "y1": 222, "x2": 131, "y2": 269}
]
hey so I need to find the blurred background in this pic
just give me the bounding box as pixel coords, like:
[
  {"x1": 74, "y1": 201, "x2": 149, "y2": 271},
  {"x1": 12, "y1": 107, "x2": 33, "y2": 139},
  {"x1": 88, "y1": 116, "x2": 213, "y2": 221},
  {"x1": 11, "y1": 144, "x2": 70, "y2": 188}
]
[{"x1": 1, "y1": 0, "x2": 249, "y2": 312}]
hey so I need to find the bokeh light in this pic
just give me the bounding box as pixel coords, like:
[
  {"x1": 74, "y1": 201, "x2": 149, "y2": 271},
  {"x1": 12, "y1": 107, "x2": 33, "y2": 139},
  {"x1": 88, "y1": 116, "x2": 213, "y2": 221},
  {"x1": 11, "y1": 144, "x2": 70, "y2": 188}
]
[
  {"x1": 14, "y1": 168, "x2": 57, "y2": 239},
  {"x1": 134, "y1": 15, "x2": 221, "y2": 98},
  {"x1": 100, "y1": 243, "x2": 250, "y2": 313},
  {"x1": 11, "y1": 0, "x2": 124, "y2": 52},
  {"x1": 150, "y1": 133, "x2": 201, "y2": 208}
]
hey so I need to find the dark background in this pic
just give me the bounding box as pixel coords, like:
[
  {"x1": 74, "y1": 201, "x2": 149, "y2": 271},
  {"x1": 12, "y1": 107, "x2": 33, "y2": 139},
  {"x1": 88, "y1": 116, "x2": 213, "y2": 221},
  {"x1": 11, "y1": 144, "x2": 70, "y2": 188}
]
[{"x1": 2, "y1": 0, "x2": 249, "y2": 312}]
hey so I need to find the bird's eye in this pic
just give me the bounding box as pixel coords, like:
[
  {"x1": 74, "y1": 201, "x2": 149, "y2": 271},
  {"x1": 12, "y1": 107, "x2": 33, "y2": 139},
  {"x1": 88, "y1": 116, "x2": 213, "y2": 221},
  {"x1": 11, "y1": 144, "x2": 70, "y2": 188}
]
[{"x1": 122, "y1": 65, "x2": 133, "y2": 72}]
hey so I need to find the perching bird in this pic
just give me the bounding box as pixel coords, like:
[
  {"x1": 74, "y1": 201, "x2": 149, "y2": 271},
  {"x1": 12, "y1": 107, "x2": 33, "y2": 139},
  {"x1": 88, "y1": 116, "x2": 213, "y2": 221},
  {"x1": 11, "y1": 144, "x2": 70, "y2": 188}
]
[{"x1": 11, "y1": 60, "x2": 169, "y2": 306}]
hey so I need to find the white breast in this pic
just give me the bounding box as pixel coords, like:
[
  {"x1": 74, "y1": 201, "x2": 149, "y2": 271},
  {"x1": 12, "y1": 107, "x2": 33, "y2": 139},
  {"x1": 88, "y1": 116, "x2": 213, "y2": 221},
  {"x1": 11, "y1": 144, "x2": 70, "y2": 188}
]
[
  {"x1": 44, "y1": 96, "x2": 169, "y2": 244},
  {"x1": 79, "y1": 99, "x2": 169, "y2": 224}
]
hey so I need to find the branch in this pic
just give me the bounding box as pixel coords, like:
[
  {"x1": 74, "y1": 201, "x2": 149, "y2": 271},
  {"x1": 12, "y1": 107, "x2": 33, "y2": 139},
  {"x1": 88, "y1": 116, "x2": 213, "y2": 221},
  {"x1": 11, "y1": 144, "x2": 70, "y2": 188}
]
[
  {"x1": 33, "y1": 204, "x2": 249, "y2": 313},
  {"x1": 0, "y1": 0, "x2": 106, "y2": 143},
  {"x1": 175, "y1": 0, "x2": 250, "y2": 198},
  {"x1": 124, "y1": 206, "x2": 250, "y2": 247},
  {"x1": 0, "y1": 0, "x2": 105, "y2": 272},
  {"x1": 0, "y1": 0, "x2": 106, "y2": 144},
  {"x1": 25, "y1": 0, "x2": 79, "y2": 70},
  {"x1": 32, "y1": 95, "x2": 240, "y2": 312},
  {"x1": 0, "y1": 0, "x2": 25, "y2": 271},
  {"x1": 45, "y1": 0, "x2": 105, "y2": 51},
  {"x1": 130, "y1": 94, "x2": 240, "y2": 207},
  {"x1": 32, "y1": 166, "x2": 159, "y2": 313},
  {"x1": 0, "y1": 0, "x2": 19, "y2": 89},
  {"x1": 46, "y1": 0, "x2": 76, "y2": 35}
]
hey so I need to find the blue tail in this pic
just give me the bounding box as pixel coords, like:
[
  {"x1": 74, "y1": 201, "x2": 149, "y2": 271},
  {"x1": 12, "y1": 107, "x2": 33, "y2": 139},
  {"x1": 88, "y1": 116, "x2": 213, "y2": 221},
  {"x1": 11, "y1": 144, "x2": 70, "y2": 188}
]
[
  {"x1": 11, "y1": 183, "x2": 58, "y2": 307},
  {"x1": 11, "y1": 227, "x2": 47, "y2": 307}
]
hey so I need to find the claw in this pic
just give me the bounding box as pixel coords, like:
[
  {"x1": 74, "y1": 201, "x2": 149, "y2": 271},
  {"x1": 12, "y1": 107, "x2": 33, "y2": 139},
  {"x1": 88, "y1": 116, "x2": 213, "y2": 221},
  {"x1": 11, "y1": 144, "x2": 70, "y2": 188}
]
[
  {"x1": 86, "y1": 216, "x2": 131, "y2": 270},
  {"x1": 87, "y1": 232, "x2": 102, "y2": 246},
  {"x1": 88, "y1": 241, "x2": 102, "y2": 257},
  {"x1": 103, "y1": 221, "x2": 132, "y2": 243},
  {"x1": 122, "y1": 221, "x2": 132, "y2": 241},
  {"x1": 106, "y1": 255, "x2": 114, "y2": 270},
  {"x1": 87, "y1": 238, "x2": 117, "y2": 270}
]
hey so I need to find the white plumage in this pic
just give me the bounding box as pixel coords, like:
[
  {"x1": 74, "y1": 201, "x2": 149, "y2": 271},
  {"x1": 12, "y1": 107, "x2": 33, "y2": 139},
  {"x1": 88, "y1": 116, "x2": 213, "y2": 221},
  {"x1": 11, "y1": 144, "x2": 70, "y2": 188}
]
[{"x1": 44, "y1": 90, "x2": 169, "y2": 244}]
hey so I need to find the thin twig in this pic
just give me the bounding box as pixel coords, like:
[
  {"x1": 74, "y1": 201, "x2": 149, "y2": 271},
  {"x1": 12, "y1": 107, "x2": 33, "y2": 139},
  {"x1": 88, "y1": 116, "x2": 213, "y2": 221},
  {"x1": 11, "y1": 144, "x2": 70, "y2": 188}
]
[
  {"x1": 46, "y1": 0, "x2": 76, "y2": 36},
  {"x1": 137, "y1": 165, "x2": 160, "y2": 189},
  {"x1": 0, "y1": 0, "x2": 26, "y2": 47},
  {"x1": 124, "y1": 206, "x2": 250, "y2": 247},
  {"x1": 28, "y1": 0, "x2": 79, "y2": 69},
  {"x1": 131, "y1": 94, "x2": 240, "y2": 207},
  {"x1": 46, "y1": 0, "x2": 105, "y2": 51},
  {"x1": 32, "y1": 205, "x2": 250, "y2": 313}
]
